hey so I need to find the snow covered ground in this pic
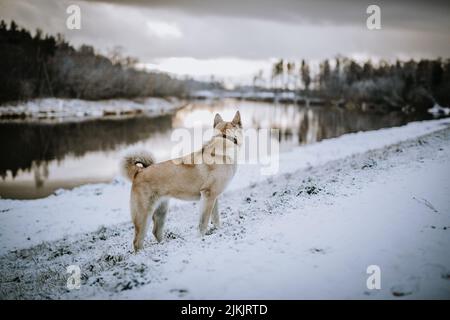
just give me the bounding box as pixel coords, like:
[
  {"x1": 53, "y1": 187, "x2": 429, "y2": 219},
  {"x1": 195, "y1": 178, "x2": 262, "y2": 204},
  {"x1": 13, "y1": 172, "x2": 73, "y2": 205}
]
[
  {"x1": 0, "y1": 118, "x2": 449, "y2": 299},
  {"x1": 0, "y1": 97, "x2": 183, "y2": 121}
]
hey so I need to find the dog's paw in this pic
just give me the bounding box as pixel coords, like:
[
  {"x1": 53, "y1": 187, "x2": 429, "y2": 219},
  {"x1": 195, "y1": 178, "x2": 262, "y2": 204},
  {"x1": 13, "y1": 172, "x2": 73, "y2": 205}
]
[
  {"x1": 211, "y1": 220, "x2": 221, "y2": 228},
  {"x1": 153, "y1": 231, "x2": 163, "y2": 243},
  {"x1": 198, "y1": 225, "x2": 207, "y2": 237},
  {"x1": 133, "y1": 240, "x2": 144, "y2": 252}
]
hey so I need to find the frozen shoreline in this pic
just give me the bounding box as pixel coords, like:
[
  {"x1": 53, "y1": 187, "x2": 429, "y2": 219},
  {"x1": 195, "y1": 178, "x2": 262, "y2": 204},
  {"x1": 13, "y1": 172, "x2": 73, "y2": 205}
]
[
  {"x1": 0, "y1": 97, "x2": 183, "y2": 121},
  {"x1": 0, "y1": 118, "x2": 449, "y2": 299}
]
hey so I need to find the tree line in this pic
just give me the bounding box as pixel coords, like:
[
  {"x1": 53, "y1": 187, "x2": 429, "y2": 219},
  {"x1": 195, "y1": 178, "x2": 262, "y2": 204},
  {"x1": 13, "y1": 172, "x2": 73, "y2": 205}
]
[
  {"x1": 257, "y1": 57, "x2": 450, "y2": 112},
  {"x1": 2, "y1": 20, "x2": 448, "y2": 113},
  {"x1": 0, "y1": 20, "x2": 218, "y2": 104}
]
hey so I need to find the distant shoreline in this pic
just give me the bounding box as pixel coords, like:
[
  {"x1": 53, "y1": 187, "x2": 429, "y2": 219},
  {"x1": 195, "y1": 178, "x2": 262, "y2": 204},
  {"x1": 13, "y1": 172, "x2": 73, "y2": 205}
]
[
  {"x1": 0, "y1": 97, "x2": 187, "y2": 122},
  {"x1": 1, "y1": 95, "x2": 448, "y2": 123}
]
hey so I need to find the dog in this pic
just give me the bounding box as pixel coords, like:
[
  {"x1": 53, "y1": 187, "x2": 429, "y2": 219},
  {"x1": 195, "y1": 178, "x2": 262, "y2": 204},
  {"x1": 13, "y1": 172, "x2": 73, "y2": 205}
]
[{"x1": 122, "y1": 111, "x2": 242, "y2": 251}]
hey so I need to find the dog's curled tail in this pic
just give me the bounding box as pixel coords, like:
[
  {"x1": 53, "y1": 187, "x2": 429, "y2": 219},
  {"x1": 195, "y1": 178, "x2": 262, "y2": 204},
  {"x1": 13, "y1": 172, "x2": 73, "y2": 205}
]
[{"x1": 121, "y1": 151, "x2": 155, "y2": 181}]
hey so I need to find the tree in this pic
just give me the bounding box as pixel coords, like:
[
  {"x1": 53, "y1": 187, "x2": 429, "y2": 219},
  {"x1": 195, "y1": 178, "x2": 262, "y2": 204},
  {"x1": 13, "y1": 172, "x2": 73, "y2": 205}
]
[
  {"x1": 286, "y1": 61, "x2": 295, "y2": 90},
  {"x1": 362, "y1": 60, "x2": 374, "y2": 80},
  {"x1": 319, "y1": 59, "x2": 331, "y2": 90},
  {"x1": 301, "y1": 59, "x2": 311, "y2": 92},
  {"x1": 253, "y1": 69, "x2": 264, "y2": 88},
  {"x1": 10, "y1": 20, "x2": 17, "y2": 31},
  {"x1": 271, "y1": 59, "x2": 284, "y2": 90},
  {"x1": 430, "y1": 59, "x2": 443, "y2": 90}
]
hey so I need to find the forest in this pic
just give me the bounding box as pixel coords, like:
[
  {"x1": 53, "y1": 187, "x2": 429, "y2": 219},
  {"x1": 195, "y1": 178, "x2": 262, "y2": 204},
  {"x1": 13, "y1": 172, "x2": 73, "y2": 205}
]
[
  {"x1": 262, "y1": 56, "x2": 450, "y2": 112},
  {"x1": 0, "y1": 20, "x2": 214, "y2": 104}
]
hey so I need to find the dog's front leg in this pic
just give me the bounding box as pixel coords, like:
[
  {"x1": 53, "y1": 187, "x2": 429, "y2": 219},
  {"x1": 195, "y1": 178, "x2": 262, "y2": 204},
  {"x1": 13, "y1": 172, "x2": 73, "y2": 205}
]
[{"x1": 199, "y1": 190, "x2": 216, "y2": 236}]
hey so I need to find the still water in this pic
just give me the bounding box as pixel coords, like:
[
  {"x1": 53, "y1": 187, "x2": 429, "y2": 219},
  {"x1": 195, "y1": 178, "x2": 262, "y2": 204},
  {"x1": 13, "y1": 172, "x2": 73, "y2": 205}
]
[{"x1": 0, "y1": 99, "x2": 432, "y2": 199}]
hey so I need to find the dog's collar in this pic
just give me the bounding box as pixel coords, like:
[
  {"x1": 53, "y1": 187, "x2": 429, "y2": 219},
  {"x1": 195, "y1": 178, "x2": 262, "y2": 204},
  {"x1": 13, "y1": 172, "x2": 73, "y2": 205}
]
[{"x1": 215, "y1": 134, "x2": 238, "y2": 145}]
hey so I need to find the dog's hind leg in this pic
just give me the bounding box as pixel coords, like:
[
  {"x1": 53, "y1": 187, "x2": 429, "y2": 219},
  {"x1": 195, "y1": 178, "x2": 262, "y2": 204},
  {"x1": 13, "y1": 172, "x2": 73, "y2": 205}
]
[
  {"x1": 152, "y1": 199, "x2": 169, "y2": 243},
  {"x1": 199, "y1": 190, "x2": 216, "y2": 236},
  {"x1": 211, "y1": 199, "x2": 220, "y2": 228},
  {"x1": 131, "y1": 191, "x2": 158, "y2": 252}
]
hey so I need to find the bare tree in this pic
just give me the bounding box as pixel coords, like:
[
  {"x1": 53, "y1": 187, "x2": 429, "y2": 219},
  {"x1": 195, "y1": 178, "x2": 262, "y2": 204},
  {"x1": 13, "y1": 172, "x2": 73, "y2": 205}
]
[{"x1": 301, "y1": 59, "x2": 311, "y2": 92}]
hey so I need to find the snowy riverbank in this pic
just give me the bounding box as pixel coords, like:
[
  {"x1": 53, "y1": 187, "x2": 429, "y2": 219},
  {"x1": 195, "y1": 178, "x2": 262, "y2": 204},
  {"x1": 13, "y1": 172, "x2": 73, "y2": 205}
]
[
  {"x1": 0, "y1": 118, "x2": 449, "y2": 299},
  {"x1": 0, "y1": 97, "x2": 183, "y2": 121}
]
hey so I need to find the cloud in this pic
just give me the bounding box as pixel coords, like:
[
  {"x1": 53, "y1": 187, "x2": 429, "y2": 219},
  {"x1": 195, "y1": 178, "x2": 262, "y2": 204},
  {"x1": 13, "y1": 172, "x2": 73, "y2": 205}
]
[
  {"x1": 142, "y1": 57, "x2": 270, "y2": 77},
  {"x1": 81, "y1": 0, "x2": 450, "y2": 33},
  {"x1": 146, "y1": 20, "x2": 182, "y2": 38},
  {"x1": 0, "y1": 0, "x2": 449, "y2": 80}
]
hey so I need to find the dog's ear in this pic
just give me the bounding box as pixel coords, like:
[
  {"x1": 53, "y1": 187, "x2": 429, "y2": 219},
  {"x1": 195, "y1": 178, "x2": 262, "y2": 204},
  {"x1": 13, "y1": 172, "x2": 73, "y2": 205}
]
[
  {"x1": 214, "y1": 113, "x2": 223, "y2": 127},
  {"x1": 232, "y1": 110, "x2": 242, "y2": 127}
]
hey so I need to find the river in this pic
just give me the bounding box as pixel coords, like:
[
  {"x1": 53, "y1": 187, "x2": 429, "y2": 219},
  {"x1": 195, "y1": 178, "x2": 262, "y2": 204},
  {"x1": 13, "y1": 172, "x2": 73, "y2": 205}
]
[{"x1": 0, "y1": 99, "x2": 433, "y2": 199}]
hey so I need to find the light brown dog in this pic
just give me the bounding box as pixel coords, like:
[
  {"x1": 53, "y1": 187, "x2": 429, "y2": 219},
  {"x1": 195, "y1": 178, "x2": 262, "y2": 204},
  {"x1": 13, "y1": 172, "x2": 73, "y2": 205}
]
[{"x1": 122, "y1": 111, "x2": 242, "y2": 251}]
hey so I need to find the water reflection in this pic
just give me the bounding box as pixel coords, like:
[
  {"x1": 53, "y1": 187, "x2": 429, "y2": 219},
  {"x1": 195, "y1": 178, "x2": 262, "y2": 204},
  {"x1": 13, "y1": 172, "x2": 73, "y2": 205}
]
[
  {"x1": 0, "y1": 115, "x2": 173, "y2": 178},
  {"x1": 0, "y1": 99, "x2": 431, "y2": 199}
]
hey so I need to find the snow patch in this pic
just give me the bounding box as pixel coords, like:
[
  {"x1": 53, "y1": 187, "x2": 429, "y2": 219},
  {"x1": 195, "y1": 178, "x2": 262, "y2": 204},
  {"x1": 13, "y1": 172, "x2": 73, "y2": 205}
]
[{"x1": 0, "y1": 97, "x2": 183, "y2": 121}]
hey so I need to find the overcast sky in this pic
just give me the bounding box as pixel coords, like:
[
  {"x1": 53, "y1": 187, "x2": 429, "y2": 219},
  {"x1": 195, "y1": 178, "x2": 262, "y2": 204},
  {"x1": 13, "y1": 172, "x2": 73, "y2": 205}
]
[{"x1": 1, "y1": 0, "x2": 449, "y2": 83}]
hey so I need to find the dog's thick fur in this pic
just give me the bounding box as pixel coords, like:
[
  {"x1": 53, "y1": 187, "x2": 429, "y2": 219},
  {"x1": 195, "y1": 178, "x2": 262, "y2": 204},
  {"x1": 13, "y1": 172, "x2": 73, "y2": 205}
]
[{"x1": 122, "y1": 111, "x2": 242, "y2": 251}]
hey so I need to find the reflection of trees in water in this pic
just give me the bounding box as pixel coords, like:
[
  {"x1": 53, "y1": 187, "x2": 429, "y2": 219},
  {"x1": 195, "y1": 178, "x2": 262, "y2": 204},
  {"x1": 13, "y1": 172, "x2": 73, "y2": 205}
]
[
  {"x1": 0, "y1": 115, "x2": 172, "y2": 179},
  {"x1": 262, "y1": 105, "x2": 427, "y2": 145},
  {"x1": 295, "y1": 108, "x2": 430, "y2": 145},
  {"x1": 32, "y1": 161, "x2": 49, "y2": 188},
  {"x1": 174, "y1": 101, "x2": 431, "y2": 149}
]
